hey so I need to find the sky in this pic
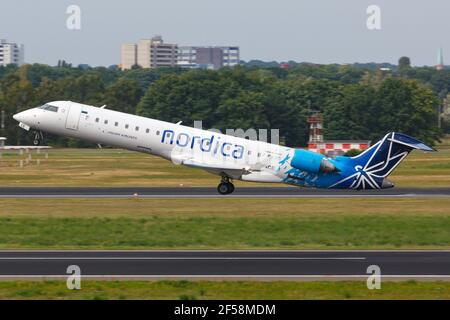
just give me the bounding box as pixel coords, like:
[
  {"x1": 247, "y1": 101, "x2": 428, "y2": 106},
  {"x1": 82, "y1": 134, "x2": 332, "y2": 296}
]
[{"x1": 0, "y1": 0, "x2": 448, "y2": 67}]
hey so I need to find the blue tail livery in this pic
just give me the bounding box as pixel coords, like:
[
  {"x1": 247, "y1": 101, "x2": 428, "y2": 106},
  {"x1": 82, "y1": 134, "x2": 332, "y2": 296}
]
[{"x1": 283, "y1": 132, "x2": 435, "y2": 190}]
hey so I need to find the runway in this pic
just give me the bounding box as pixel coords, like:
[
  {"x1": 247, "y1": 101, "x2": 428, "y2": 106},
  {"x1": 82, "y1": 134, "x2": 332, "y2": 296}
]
[
  {"x1": 0, "y1": 187, "x2": 449, "y2": 198},
  {"x1": 0, "y1": 250, "x2": 449, "y2": 280}
]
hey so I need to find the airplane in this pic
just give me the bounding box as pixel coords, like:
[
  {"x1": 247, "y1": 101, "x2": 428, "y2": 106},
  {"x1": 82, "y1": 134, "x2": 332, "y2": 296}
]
[{"x1": 13, "y1": 101, "x2": 435, "y2": 194}]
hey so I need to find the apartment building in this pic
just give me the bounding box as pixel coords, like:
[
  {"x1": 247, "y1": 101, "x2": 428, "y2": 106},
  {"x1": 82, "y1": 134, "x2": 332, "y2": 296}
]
[
  {"x1": 121, "y1": 36, "x2": 239, "y2": 70},
  {"x1": 0, "y1": 39, "x2": 25, "y2": 66},
  {"x1": 177, "y1": 46, "x2": 240, "y2": 70},
  {"x1": 121, "y1": 36, "x2": 177, "y2": 70},
  {"x1": 120, "y1": 43, "x2": 137, "y2": 70}
]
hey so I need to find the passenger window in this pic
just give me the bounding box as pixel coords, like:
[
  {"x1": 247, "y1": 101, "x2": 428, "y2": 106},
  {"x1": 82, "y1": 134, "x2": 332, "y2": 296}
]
[
  {"x1": 104, "y1": 120, "x2": 108, "y2": 125},
  {"x1": 156, "y1": 131, "x2": 160, "y2": 135},
  {"x1": 115, "y1": 122, "x2": 118, "y2": 127},
  {"x1": 135, "y1": 126, "x2": 139, "y2": 131},
  {"x1": 146, "y1": 129, "x2": 150, "y2": 133},
  {"x1": 125, "y1": 124, "x2": 129, "y2": 129},
  {"x1": 95, "y1": 118, "x2": 100, "y2": 123}
]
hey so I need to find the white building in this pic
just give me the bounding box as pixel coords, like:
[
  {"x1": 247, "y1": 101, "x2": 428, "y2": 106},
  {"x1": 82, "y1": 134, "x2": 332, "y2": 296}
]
[
  {"x1": 121, "y1": 36, "x2": 239, "y2": 70},
  {"x1": 120, "y1": 43, "x2": 137, "y2": 70},
  {"x1": 0, "y1": 39, "x2": 24, "y2": 66},
  {"x1": 221, "y1": 46, "x2": 240, "y2": 67},
  {"x1": 121, "y1": 36, "x2": 177, "y2": 70}
]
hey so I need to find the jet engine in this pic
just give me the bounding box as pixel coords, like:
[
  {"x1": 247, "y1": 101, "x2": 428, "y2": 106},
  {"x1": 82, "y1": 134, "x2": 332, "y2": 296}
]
[{"x1": 290, "y1": 149, "x2": 337, "y2": 174}]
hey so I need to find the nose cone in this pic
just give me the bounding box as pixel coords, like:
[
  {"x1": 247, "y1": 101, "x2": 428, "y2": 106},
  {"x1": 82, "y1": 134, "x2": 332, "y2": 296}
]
[
  {"x1": 13, "y1": 109, "x2": 33, "y2": 124},
  {"x1": 13, "y1": 111, "x2": 25, "y2": 122}
]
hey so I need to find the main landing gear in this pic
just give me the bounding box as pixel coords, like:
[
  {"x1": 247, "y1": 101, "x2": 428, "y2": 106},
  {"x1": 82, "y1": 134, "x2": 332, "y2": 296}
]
[
  {"x1": 217, "y1": 176, "x2": 235, "y2": 195},
  {"x1": 32, "y1": 131, "x2": 44, "y2": 146}
]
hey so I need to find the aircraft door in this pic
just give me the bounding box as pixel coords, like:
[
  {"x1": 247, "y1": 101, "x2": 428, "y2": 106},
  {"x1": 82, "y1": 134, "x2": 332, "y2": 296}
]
[{"x1": 65, "y1": 103, "x2": 82, "y2": 130}]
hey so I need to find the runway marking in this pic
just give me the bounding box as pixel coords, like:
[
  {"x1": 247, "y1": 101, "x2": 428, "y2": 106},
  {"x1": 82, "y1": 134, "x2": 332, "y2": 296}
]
[
  {"x1": 0, "y1": 275, "x2": 448, "y2": 279},
  {"x1": 0, "y1": 194, "x2": 448, "y2": 199},
  {"x1": 0, "y1": 249, "x2": 449, "y2": 253},
  {"x1": 0, "y1": 257, "x2": 366, "y2": 260}
]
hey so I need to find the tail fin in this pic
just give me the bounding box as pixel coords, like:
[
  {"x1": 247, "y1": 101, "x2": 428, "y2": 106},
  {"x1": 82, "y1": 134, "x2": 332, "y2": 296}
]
[{"x1": 349, "y1": 132, "x2": 435, "y2": 186}]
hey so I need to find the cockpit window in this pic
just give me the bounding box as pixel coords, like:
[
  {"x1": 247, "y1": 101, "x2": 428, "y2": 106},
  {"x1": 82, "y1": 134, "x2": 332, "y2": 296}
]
[{"x1": 38, "y1": 104, "x2": 59, "y2": 112}]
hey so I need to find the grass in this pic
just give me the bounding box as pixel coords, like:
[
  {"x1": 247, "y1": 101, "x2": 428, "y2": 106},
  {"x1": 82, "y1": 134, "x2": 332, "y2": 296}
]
[
  {"x1": 0, "y1": 139, "x2": 448, "y2": 299},
  {"x1": 2, "y1": 197, "x2": 449, "y2": 217},
  {"x1": 390, "y1": 137, "x2": 450, "y2": 187},
  {"x1": 0, "y1": 280, "x2": 449, "y2": 300},
  {"x1": 0, "y1": 136, "x2": 449, "y2": 187},
  {"x1": 0, "y1": 215, "x2": 448, "y2": 249},
  {"x1": 0, "y1": 148, "x2": 214, "y2": 187},
  {"x1": 0, "y1": 198, "x2": 448, "y2": 249}
]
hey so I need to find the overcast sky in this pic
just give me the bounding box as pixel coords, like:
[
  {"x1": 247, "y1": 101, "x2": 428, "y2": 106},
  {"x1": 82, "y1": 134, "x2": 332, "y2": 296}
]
[{"x1": 0, "y1": 0, "x2": 448, "y2": 67}]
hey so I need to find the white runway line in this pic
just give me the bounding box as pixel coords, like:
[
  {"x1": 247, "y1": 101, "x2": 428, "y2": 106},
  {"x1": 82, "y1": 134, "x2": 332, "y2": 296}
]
[
  {"x1": 0, "y1": 194, "x2": 448, "y2": 198},
  {"x1": 0, "y1": 275, "x2": 448, "y2": 279},
  {"x1": 0, "y1": 257, "x2": 366, "y2": 260},
  {"x1": 0, "y1": 249, "x2": 449, "y2": 253}
]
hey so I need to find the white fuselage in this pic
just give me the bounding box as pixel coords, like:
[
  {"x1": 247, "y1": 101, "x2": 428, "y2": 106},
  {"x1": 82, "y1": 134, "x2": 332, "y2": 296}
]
[
  {"x1": 14, "y1": 101, "x2": 294, "y2": 183},
  {"x1": 14, "y1": 101, "x2": 431, "y2": 192}
]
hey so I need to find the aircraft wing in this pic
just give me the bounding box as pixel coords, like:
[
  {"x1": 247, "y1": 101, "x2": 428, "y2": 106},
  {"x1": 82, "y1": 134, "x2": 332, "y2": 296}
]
[{"x1": 177, "y1": 157, "x2": 252, "y2": 179}]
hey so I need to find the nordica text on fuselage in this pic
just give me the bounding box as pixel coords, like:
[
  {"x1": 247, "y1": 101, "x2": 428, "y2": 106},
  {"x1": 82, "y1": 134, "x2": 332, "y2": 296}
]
[{"x1": 161, "y1": 129, "x2": 245, "y2": 159}]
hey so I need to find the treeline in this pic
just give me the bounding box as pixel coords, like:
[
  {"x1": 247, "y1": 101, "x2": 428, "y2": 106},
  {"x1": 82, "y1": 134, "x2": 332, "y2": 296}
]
[{"x1": 0, "y1": 62, "x2": 448, "y2": 147}]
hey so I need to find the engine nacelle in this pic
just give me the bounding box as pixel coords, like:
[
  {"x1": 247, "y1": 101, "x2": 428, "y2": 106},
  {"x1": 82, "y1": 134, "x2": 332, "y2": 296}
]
[{"x1": 290, "y1": 149, "x2": 337, "y2": 173}]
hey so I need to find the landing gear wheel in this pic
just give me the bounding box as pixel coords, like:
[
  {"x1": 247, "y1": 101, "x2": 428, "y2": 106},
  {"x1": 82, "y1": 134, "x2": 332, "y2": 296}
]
[
  {"x1": 217, "y1": 182, "x2": 235, "y2": 195},
  {"x1": 228, "y1": 182, "x2": 235, "y2": 194},
  {"x1": 32, "y1": 131, "x2": 44, "y2": 146}
]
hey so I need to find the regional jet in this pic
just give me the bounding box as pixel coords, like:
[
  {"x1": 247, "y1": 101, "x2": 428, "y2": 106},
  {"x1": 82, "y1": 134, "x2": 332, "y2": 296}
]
[{"x1": 13, "y1": 101, "x2": 435, "y2": 194}]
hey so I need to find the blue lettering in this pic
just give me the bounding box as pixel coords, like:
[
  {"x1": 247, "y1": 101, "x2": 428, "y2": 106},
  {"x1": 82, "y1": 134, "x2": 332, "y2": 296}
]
[
  {"x1": 221, "y1": 143, "x2": 232, "y2": 157},
  {"x1": 213, "y1": 136, "x2": 221, "y2": 154},
  {"x1": 161, "y1": 130, "x2": 174, "y2": 144},
  {"x1": 176, "y1": 133, "x2": 190, "y2": 147},
  {"x1": 191, "y1": 136, "x2": 200, "y2": 149},
  {"x1": 201, "y1": 135, "x2": 214, "y2": 152},
  {"x1": 161, "y1": 129, "x2": 246, "y2": 159},
  {"x1": 232, "y1": 145, "x2": 244, "y2": 159}
]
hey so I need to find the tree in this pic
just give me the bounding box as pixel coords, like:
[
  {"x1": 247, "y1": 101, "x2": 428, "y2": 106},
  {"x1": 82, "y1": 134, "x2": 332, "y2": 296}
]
[
  {"x1": 324, "y1": 84, "x2": 376, "y2": 140},
  {"x1": 398, "y1": 56, "x2": 411, "y2": 73},
  {"x1": 0, "y1": 73, "x2": 35, "y2": 144},
  {"x1": 277, "y1": 78, "x2": 339, "y2": 146},
  {"x1": 137, "y1": 71, "x2": 223, "y2": 128},
  {"x1": 63, "y1": 74, "x2": 105, "y2": 105},
  {"x1": 0, "y1": 62, "x2": 444, "y2": 146},
  {"x1": 373, "y1": 78, "x2": 440, "y2": 144},
  {"x1": 103, "y1": 79, "x2": 142, "y2": 114}
]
